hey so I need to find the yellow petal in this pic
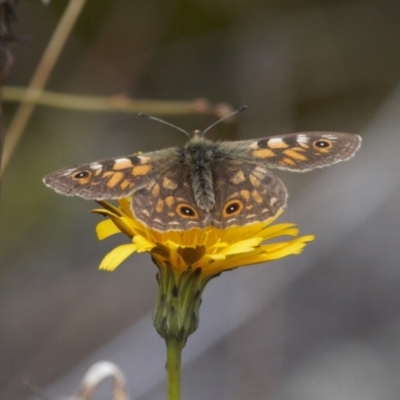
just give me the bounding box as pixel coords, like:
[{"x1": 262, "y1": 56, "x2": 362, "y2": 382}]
[
  {"x1": 96, "y1": 219, "x2": 122, "y2": 240},
  {"x1": 93, "y1": 201, "x2": 124, "y2": 216},
  {"x1": 207, "y1": 253, "x2": 227, "y2": 261},
  {"x1": 133, "y1": 235, "x2": 156, "y2": 252},
  {"x1": 99, "y1": 243, "x2": 138, "y2": 271},
  {"x1": 260, "y1": 235, "x2": 315, "y2": 261},
  {"x1": 260, "y1": 223, "x2": 299, "y2": 239},
  {"x1": 220, "y1": 237, "x2": 264, "y2": 255},
  {"x1": 107, "y1": 215, "x2": 137, "y2": 238},
  {"x1": 118, "y1": 198, "x2": 133, "y2": 216}
]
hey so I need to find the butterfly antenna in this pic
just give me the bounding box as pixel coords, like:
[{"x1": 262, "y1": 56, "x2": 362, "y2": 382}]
[
  {"x1": 201, "y1": 105, "x2": 247, "y2": 136},
  {"x1": 139, "y1": 113, "x2": 191, "y2": 137}
]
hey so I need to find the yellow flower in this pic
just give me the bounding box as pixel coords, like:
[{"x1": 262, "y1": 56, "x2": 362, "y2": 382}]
[
  {"x1": 93, "y1": 198, "x2": 314, "y2": 340},
  {"x1": 93, "y1": 198, "x2": 315, "y2": 276}
]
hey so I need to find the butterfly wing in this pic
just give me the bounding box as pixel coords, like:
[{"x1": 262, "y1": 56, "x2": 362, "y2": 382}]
[
  {"x1": 131, "y1": 162, "x2": 209, "y2": 231},
  {"x1": 43, "y1": 148, "x2": 180, "y2": 200},
  {"x1": 218, "y1": 132, "x2": 361, "y2": 172},
  {"x1": 210, "y1": 158, "x2": 287, "y2": 229},
  {"x1": 209, "y1": 131, "x2": 361, "y2": 228},
  {"x1": 43, "y1": 131, "x2": 361, "y2": 232}
]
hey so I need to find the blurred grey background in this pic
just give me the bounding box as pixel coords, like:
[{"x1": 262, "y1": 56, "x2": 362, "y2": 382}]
[{"x1": 1, "y1": 0, "x2": 400, "y2": 399}]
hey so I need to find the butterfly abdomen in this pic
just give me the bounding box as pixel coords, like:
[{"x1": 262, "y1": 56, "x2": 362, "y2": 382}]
[{"x1": 185, "y1": 138, "x2": 215, "y2": 212}]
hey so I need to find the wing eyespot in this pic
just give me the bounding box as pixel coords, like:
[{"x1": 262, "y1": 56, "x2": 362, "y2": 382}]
[
  {"x1": 313, "y1": 139, "x2": 333, "y2": 149},
  {"x1": 176, "y1": 204, "x2": 198, "y2": 219},
  {"x1": 223, "y1": 200, "x2": 244, "y2": 218},
  {"x1": 73, "y1": 171, "x2": 91, "y2": 180}
]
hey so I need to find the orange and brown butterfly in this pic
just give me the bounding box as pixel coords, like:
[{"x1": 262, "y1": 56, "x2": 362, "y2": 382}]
[{"x1": 43, "y1": 108, "x2": 361, "y2": 231}]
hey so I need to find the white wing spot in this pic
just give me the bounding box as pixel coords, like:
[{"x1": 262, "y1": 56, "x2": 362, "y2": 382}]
[
  {"x1": 245, "y1": 214, "x2": 256, "y2": 219},
  {"x1": 270, "y1": 197, "x2": 279, "y2": 206},
  {"x1": 90, "y1": 163, "x2": 103, "y2": 169},
  {"x1": 323, "y1": 134, "x2": 337, "y2": 140},
  {"x1": 114, "y1": 157, "x2": 131, "y2": 164},
  {"x1": 297, "y1": 134, "x2": 308, "y2": 144},
  {"x1": 138, "y1": 155, "x2": 151, "y2": 163},
  {"x1": 62, "y1": 168, "x2": 77, "y2": 176},
  {"x1": 268, "y1": 138, "x2": 284, "y2": 146}
]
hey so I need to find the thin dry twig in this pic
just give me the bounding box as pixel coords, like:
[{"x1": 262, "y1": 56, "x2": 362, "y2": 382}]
[
  {"x1": 0, "y1": 0, "x2": 18, "y2": 183},
  {"x1": 2, "y1": 86, "x2": 214, "y2": 115},
  {"x1": 0, "y1": 0, "x2": 87, "y2": 177},
  {"x1": 0, "y1": 1, "x2": 236, "y2": 179}
]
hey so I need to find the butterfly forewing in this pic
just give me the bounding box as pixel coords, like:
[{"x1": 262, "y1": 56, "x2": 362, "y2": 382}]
[
  {"x1": 219, "y1": 132, "x2": 361, "y2": 172},
  {"x1": 43, "y1": 148, "x2": 179, "y2": 200}
]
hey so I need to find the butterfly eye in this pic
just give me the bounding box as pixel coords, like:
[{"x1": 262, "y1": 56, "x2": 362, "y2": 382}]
[
  {"x1": 73, "y1": 171, "x2": 91, "y2": 180},
  {"x1": 313, "y1": 139, "x2": 333, "y2": 149},
  {"x1": 223, "y1": 200, "x2": 244, "y2": 218},
  {"x1": 177, "y1": 204, "x2": 198, "y2": 219}
]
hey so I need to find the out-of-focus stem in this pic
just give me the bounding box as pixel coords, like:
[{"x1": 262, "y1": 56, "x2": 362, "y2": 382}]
[
  {"x1": 2, "y1": 86, "x2": 212, "y2": 115},
  {"x1": 1, "y1": 0, "x2": 87, "y2": 177}
]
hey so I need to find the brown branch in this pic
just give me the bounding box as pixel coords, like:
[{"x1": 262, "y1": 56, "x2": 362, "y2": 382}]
[
  {"x1": 2, "y1": 86, "x2": 215, "y2": 115},
  {"x1": 0, "y1": 0, "x2": 87, "y2": 178},
  {"x1": 0, "y1": 0, "x2": 17, "y2": 186}
]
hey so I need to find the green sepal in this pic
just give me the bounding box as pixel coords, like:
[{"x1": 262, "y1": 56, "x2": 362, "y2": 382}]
[{"x1": 152, "y1": 257, "x2": 211, "y2": 341}]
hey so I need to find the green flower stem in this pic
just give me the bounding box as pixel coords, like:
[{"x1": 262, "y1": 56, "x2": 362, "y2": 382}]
[
  {"x1": 166, "y1": 337, "x2": 184, "y2": 400},
  {"x1": 152, "y1": 257, "x2": 215, "y2": 399}
]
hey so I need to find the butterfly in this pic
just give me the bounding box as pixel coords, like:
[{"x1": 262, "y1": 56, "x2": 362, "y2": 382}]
[{"x1": 43, "y1": 112, "x2": 361, "y2": 232}]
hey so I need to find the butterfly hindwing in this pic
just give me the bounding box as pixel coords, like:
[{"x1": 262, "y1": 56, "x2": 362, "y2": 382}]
[
  {"x1": 210, "y1": 158, "x2": 287, "y2": 228},
  {"x1": 131, "y1": 162, "x2": 208, "y2": 231}
]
